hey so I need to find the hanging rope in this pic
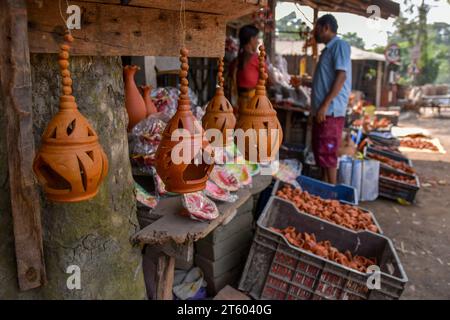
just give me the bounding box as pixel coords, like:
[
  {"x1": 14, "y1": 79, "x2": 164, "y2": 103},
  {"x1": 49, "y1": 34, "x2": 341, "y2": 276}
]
[
  {"x1": 59, "y1": 0, "x2": 72, "y2": 35},
  {"x1": 179, "y1": 0, "x2": 186, "y2": 48},
  {"x1": 294, "y1": 2, "x2": 314, "y2": 26}
]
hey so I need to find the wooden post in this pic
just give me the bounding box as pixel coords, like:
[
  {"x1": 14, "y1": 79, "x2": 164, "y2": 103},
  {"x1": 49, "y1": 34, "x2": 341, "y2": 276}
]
[
  {"x1": 0, "y1": 0, "x2": 46, "y2": 291},
  {"x1": 376, "y1": 60, "x2": 383, "y2": 107},
  {"x1": 156, "y1": 253, "x2": 175, "y2": 300},
  {"x1": 306, "y1": 8, "x2": 319, "y2": 151},
  {"x1": 263, "y1": 0, "x2": 276, "y2": 63}
]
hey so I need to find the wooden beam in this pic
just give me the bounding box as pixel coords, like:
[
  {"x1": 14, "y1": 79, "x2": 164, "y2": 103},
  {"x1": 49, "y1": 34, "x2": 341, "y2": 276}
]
[
  {"x1": 290, "y1": 0, "x2": 399, "y2": 19},
  {"x1": 0, "y1": 0, "x2": 46, "y2": 291},
  {"x1": 27, "y1": 0, "x2": 227, "y2": 57},
  {"x1": 77, "y1": 0, "x2": 265, "y2": 18}
]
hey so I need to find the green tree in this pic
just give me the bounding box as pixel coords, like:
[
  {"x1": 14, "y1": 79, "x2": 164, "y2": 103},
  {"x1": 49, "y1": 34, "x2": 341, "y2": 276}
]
[
  {"x1": 342, "y1": 32, "x2": 365, "y2": 49},
  {"x1": 391, "y1": 0, "x2": 448, "y2": 85}
]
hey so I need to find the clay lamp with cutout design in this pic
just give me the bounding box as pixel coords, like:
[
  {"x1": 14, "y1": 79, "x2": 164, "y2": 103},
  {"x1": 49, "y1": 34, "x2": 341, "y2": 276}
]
[
  {"x1": 33, "y1": 33, "x2": 109, "y2": 202},
  {"x1": 235, "y1": 45, "x2": 283, "y2": 162},
  {"x1": 202, "y1": 58, "x2": 236, "y2": 147},
  {"x1": 154, "y1": 48, "x2": 214, "y2": 194}
]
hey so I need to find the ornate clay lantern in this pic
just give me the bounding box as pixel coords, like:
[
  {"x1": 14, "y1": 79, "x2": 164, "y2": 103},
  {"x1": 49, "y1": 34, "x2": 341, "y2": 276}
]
[
  {"x1": 202, "y1": 58, "x2": 236, "y2": 147},
  {"x1": 235, "y1": 45, "x2": 283, "y2": 162},
  {"x1": 33, "y1": 33, "x2": 109, "y2": 202},
  {"x1": 154, "y1": 48, "x2": 214, "y2": 193}
]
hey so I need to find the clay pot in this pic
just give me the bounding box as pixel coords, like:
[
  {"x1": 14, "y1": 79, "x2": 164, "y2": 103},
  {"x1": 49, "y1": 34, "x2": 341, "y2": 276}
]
[
  {"x1": 202, "y1": 58, "x2": 236, "y2": 146},
  {"x1": 140, "y1": 85, "x2": 158, "y2": 116},
  {"x1": 33, "y1": 33, "x2": 109, "y2": 202},
  {"x1": 154, "y1": 48, "x2": 214, "y2": 193},
  {"x1": 124, "y1": 65, "x2": 147, "y2": 131},
  {"x1": 235, "y1": 45, "x2": 283, "y2": 162}
]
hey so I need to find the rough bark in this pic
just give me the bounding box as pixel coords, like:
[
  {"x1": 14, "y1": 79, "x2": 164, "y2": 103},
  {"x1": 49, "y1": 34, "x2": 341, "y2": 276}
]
[{"x1": 0, "y1": 54, "x2": 145, "y2": 299}]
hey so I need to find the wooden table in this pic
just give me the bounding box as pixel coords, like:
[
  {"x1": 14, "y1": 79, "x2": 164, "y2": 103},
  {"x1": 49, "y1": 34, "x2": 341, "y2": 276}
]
[{"x1": 133, "y1": 174, "x2": 273, "y2": 300}]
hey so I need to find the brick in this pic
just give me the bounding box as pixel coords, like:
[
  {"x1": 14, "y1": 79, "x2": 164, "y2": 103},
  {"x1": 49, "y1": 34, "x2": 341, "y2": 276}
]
[
  {"x1": 202, "y1": 211, "x2": 253, "y2": 244},
  {"x1": 195, "y1": 246, "x2": 250, "y2": 279},
  {"x1": 196, "y1": 228, "x2": 253, "y2": 261}
]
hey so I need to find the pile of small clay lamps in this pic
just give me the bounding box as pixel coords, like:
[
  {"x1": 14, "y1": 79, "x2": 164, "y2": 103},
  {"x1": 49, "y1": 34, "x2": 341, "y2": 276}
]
[
  {"x1": 400, "y1": 138, "x2": 439, "y2": 152},
  {"x1": 368, "y1": 153, "x2": 415, "y2": 175},
  {"x1": 380, "y1": 171, "x2": 416, "y2": 186},
  {"x1": 270, "y1": 227, "x2": 377, "y2": 273},
  {"x1": 276, "y1": 185, "x2": 379, "y2": 233}
]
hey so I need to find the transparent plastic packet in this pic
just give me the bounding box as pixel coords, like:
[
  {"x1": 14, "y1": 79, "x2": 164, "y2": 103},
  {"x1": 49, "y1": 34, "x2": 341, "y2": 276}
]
[{"x1": 128, "y1": 112, "x2": 168, "y2": 168}]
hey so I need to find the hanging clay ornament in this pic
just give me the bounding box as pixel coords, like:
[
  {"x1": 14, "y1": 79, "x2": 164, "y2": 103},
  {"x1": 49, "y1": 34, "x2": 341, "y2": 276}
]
[
  {"x1": 124, "y1": 65, "x2": 147, "y2": 131},
  {"x1": 33, "y1": 33, "x2": 109, "y2": 202},
  {"x1": 154, "y1": 48, "x2": 215, "y2": 193},
  {"x1": 202, "y1": 58, "x2": 236, "y2": 147},
  {"x1": 140, "y1": 85, "x2": 158, "y2": 116},
  {"x1": 235, "y1": 45, "x2": 283, "y2": 162}
]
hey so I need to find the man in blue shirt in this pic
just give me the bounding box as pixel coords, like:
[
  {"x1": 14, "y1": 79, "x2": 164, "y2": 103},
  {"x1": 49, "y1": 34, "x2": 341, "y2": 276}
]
[{"x1": 311, "y1": 14, "x2": 351, "y2": 184}]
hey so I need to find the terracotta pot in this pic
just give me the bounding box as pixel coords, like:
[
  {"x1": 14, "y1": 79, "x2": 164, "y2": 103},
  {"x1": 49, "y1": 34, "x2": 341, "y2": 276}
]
[
  {"x1": 154, "y1": 48, "x2": 214, "y2": 194},
  {"x1": 123, "y1": 65, "x2": 147, "y2": 131},
  {"x1": 202, "y1": 58, "x2": 236, "y2": 146},
  {"x1": 235, "y1": 45, "x2": 283, "y2": 162},
  {"x1": 140, "y1": 85, "x2": 158, "y2": 116},
  {"x1": 33, "y1": 33, "x2": 109, "y2": 202}
]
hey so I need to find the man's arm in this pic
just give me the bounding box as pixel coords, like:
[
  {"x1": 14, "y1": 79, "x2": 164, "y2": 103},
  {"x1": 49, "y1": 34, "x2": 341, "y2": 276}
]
[{"x1": 316, "y1": 70, "x2": 347, "y2": 123}]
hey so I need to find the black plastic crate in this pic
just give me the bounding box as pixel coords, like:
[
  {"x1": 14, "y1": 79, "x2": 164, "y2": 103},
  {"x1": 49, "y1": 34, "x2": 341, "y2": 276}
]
[
  {"x1": 366, "y1": 144, "x2": 407, "y2": 163},
  {"x1": 365, "y1": 147, "x2": 414, "y2": 176},
  {"x1": 272, "y1": 180, "x2": 382, "y2": 234},
  {"x1": 379, "y1": 167, "x2": 420, "y2": 203},
  {"x1": 239, "y1": 197, "x2": 408, "y2": 300},
  {"x1": 368, "y1": 133, "x2": 400, "y2": 147}
]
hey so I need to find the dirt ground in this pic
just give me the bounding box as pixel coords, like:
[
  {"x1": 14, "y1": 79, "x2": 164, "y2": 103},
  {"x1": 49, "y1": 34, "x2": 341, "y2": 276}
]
[{"x1": 362, "y1": 110, "x2": 450, "y2": 300}]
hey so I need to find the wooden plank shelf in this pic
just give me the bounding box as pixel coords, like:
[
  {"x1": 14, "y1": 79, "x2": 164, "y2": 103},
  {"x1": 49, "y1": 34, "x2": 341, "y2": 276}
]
[{"x1": 132, "y1": 174, "x2": 272, "y2": 246}]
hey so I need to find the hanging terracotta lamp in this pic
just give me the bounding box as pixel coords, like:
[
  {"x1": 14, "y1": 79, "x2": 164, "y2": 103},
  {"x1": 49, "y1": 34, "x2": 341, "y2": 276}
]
[
  {"x1": 33, "y1": 33, "x2": 109, "y2": 203},
  {"x1": 202, "y1": 58, "x2": 236, "y2": 147},
  {"x1": 140, "y1": 85, "x2": 158, "y2": 116},
  {"x1": 235, "y1": 45, "x2": 283, "y2": 162},
  {"x1": 124, "y1": 65, "x2": 147, "y2": 131},
  {"x1": 154, "y1": 48, "x2": 214, "y2": 194}
]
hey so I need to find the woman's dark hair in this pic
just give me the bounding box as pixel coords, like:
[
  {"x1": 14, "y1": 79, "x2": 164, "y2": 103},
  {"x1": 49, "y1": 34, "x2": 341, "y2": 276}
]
[
  {"x1": 238, "y1": 25, "x2": 259, "y2": 70},
  {"x1": 316, "y1": 14, "x2": 338, "y2": 33}
]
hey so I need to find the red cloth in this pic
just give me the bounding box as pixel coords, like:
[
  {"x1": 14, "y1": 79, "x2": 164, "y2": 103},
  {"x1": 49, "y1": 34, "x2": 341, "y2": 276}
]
[
  {"x1": 237, "y1": 53, "x2": 259, "y2": 89},
  {"x1": 312, "y1": 116, "x2": 345, "y2": 168}
]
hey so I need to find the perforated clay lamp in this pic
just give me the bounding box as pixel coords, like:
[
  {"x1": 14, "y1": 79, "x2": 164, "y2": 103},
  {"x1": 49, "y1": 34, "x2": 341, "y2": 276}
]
[
  {"x1": 235, "y1": 45, "x2": 283, "y2": 162},
  {"x1": 202, "y1": 58, "x2": 236, "y2": 147},
  {"x1": 154, "y1": 48, "x2": 214, "y2": 193},
  {"x1": 33, "y1": 33, "x2": 109, "y2": 202},
  {"x1": 124, "y1": 65, "x2": 147, "y2": 131},
  {"x1": 140, "y1": 85, "x2": 158, "y2": 116}
]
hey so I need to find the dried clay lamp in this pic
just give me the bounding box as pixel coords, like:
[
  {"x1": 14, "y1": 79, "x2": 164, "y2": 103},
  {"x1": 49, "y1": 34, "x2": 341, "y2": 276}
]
[
  {"x1": 202, "y1": 58, "x2": 236, "y2": 147},
  {"x1": 235, "y1": 45, "x2": 283, "y2": 162},
  {"x1": 33, "y1": 33, "x2": 109, "y2": 202},
  {"x1": 154, "y1": 48, "x2": 214, "y2": 193}
]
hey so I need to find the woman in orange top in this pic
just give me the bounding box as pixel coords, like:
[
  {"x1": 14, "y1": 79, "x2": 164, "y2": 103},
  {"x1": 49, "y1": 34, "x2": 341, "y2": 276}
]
[{"x1": 231, "y1": 25, "x2": 261, "y2": 114}]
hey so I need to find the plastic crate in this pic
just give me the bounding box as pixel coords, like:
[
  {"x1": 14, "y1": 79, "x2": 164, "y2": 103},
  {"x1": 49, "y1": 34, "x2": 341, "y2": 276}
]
[
  {"x1": 272, "y1": 180, "x2": 382, "y2": 234},
  {"x1": 368, "y1": 132, "x2": 400, "y2": 147},
  {"x1": 239, "y1": 197, "x2": 408, "y2": 300},
  {"x1": 300, "y1": 175, "x2": 358, "y2": 205},
  {"x1": 379, "y1": 167, "x2": 420, "y2": 203},
  {"x1": 365, "y1": 147, "x2": 414, "y2": 176},
  {"x1": 366, "y1": 144, "x2": 407, "y2": 163}
]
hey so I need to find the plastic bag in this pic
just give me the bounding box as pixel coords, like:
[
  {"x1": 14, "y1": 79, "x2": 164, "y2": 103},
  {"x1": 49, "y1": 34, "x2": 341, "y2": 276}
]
[
  {"x1": 338, "y1": 156, "x2": 380, "y2": 201},
  {"x1": 128, "y1": 113, "x2": 167, "y2": 168},
  {"x1": 272, "y1": 159, "x2": 303, "y2": 187},
  {"x1": 173, "y1": 267, "x2": 207, "y2": 300},
  {"x1": 182, "y1": 192, "x2": 219, "y2": 222}
]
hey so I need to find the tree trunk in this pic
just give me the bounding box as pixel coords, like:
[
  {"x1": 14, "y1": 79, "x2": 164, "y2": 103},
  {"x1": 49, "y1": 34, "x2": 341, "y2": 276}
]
[{"x1": 0, "y1": 54, "x2": 146, "y2": 299}]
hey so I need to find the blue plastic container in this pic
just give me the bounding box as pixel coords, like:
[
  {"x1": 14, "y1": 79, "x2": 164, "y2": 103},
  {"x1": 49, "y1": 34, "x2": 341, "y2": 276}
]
[
  {"x1": 297, "y1": 175, "x2": 358, "y2": 205},
  {"x1": 272, "y1": 175, "x2": 358, "y2": 205}
]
